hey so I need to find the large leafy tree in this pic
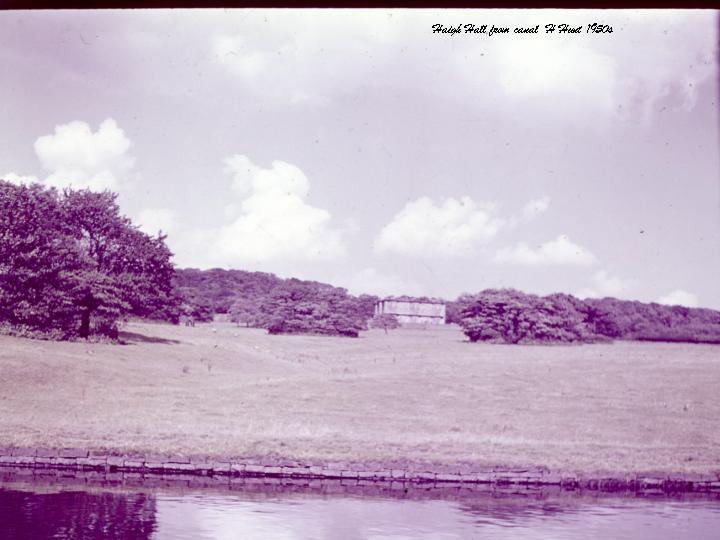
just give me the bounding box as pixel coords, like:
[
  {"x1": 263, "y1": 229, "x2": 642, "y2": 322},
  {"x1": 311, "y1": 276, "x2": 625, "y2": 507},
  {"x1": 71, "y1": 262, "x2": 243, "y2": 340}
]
[
  {"x1": 459, "y1": 289, "x2": 600, "y2": 344},
  {"x1": 0, "y1": 180, "x2": 177, "y2": 339},
  {"x1": 0, "y1": 182, "x2": 81, "y2": 337},
  {"x1": 259, "y1": 280, "x2": 368, "y2": 337},
  {"x1": 60, "y1": 189, "x2": 177, "y2": 337}
]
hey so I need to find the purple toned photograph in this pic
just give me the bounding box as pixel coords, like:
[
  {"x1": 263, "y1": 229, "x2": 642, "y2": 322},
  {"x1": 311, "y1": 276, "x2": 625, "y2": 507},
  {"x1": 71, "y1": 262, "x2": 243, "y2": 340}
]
[{"x1": 0, "y1": 8, "x2": 719, "y2": 539}]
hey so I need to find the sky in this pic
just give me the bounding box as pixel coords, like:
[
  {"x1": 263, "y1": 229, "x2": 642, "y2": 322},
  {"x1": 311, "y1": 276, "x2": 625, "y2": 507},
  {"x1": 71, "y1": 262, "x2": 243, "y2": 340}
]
[{"x1": 1, "y1": 9, "x2": 718, "y2": 308}]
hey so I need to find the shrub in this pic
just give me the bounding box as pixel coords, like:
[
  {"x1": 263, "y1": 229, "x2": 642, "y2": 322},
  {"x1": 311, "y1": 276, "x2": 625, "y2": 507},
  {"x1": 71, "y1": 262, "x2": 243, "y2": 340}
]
[
  {"x1": 370, "y1": 313, "x2": 401, "y2": 333},
  {"x1": 259, "y1": 281, "x2": 367, "y2": 337},
  {"x1": 634, "y1": 323, "x2": 720, "y2": 344}
]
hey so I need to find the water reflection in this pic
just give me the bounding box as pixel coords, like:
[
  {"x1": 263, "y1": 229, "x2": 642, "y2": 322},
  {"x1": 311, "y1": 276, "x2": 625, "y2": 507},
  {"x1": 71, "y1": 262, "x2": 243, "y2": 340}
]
[
  {"x1": 457, "y1": 497, "x2": 720, "y2": 540},
  {"x1": 154, "y1": 494, "x2": 720, "y2": 540},
  {"x1": 0, "y1": 486, "x2": 155, "y2": 540},
  {"x1": 0, "y1": 479, "x2": 718, "y2": 540}
]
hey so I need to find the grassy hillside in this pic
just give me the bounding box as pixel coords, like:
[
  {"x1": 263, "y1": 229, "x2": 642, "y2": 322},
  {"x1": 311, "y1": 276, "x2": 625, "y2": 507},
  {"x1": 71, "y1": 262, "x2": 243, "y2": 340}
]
[{"x1": 0, "y1": 322, "x2": 718, "y2": 475}]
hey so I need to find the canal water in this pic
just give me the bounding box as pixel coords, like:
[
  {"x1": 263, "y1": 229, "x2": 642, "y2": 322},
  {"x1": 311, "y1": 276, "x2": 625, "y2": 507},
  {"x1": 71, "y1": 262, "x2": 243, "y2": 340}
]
[{"x1": 1, "y1": 479, "x2": 719, "y2": 539}]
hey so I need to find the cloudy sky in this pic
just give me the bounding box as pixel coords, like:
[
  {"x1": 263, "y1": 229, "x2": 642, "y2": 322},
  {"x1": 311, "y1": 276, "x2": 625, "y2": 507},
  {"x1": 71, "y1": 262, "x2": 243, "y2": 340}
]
[{"x1": 1, "y1": 9, "x2": 718, "y2": 307}]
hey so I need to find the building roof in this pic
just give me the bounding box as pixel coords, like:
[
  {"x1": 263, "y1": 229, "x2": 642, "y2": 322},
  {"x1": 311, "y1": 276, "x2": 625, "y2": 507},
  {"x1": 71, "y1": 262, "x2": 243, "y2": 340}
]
[{"x1": 378, "y1": 295, "x2": 447, "y2": 305}]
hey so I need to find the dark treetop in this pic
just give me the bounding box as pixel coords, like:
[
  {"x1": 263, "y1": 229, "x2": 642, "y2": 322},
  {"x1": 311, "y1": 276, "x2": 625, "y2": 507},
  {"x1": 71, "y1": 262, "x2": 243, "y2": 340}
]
[{"x1": 0, "y1": 180, "x2": 176, "y2": 339}]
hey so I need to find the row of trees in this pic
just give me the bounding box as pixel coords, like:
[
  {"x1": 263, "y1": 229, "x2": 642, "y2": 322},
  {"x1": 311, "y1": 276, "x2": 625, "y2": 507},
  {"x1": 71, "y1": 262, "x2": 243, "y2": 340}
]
[
  {"x1": 174, "y1": 268, "x2": 283, "y2": 322},
  {"x1": 453, "y1": 289, "x2": 720, "y2": 344},
  {"x1": 173, "y1": 269, "x2": 408, "y2": 337},
  {"x1": 0, "y1": 181, "x2": 379, "y2": 339},
  {"x1": 175, "y1": 268, "x2": 379, "y2": 337},
  {"x1": 4, "y1": 180, "x2": 719, "y2": 343}
]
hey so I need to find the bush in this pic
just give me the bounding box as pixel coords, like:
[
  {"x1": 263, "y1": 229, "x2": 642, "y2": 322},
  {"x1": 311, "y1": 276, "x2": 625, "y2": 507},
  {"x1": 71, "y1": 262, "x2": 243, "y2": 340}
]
[
  {"x1": 634, "y1": 323, "x2": 720, "y2": 344},
  {"x1": 259, "y1": 281, "x2": 368, "y2": 337},
  {"x1": 0, "y1": 321, "x2": 70, "y2": 341},
  {"x1": 445, "y1": 294, "x2": 475, "y2": 325},
  {"x1": 370, "y1": 313, "x2": 400, "y2": 333}
]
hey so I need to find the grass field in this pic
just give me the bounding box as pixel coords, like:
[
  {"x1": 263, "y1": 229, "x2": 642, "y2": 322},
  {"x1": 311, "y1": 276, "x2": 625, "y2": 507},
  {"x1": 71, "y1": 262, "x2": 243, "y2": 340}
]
[{"x1": 0, "y1": 321, "x2": 718, "y2": 475}]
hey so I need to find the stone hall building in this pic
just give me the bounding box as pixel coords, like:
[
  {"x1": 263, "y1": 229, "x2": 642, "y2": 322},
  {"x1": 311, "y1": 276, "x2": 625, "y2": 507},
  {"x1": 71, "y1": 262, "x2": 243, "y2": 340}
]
[{"x1": 374, "y1": 296, "x2": 446, "y2": 325}]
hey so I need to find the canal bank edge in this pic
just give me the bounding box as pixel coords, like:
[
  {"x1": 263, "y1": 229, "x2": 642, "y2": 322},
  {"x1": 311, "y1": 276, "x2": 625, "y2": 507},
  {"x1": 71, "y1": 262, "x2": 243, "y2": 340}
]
[{"x1": 1, "y1": 447, "x2": 719, "y2": 494}]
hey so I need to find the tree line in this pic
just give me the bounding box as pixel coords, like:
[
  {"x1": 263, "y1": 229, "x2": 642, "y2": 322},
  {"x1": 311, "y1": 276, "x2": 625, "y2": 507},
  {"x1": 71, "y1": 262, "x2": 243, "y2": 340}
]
[
  {"x1": 0, "y1": 179, "x2": 378, "y2": 339},
  {"x1": 449, "y1": 289, "x2": 720, "y2": 344},
  {"x1": 176, "y1": 268, "x2": 378, "y2": 337},
  {"x1": 174, "y1": 273, "x2": 720, "y2": 344},
  {"x1": 2, "y1": 180, "x2": 719, "y2": 343}
]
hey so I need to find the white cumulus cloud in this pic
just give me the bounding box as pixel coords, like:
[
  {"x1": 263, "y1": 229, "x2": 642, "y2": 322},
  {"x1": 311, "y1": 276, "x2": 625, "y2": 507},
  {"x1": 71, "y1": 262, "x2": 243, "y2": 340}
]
[
  {"x1": 34, "y1": 118, "x2": 135, "y2": 191},
  {"x1": 136, "y1": 208, "x2": 178, "y2": 236},
  {"x1": 375, "y1": 196, "x2": 503, "y2": 258},
  {"x1": 657, "y1": 289, "x2": 698, "y2": 308},
  {"x1": 211, "y1": 11, "x2": 714, "y2": 123},
  {"x1": 1, "y1": 172, "x2": 39, "y2": 186},
  {"x1": 491, "y1": 37, "x2": 618, "y2": 114},
  {"x1": 576, "y1": 270, "x2": 637, "y2": 299},
  {"x1": 341, "y1": 267, "x2": 423, "y2": 298},
  {"x1": 213, "y1": 155, "x2": 346, "y2": 265},
  {"x1": 211, "y1": 12, "x2": 396, "y2": 104},
  {"x1": 453, "y1": 11, "x2": 715, "y2": 122},
  {"x1": 494, "y1": 235, "x2": 597, "y2": 266}
]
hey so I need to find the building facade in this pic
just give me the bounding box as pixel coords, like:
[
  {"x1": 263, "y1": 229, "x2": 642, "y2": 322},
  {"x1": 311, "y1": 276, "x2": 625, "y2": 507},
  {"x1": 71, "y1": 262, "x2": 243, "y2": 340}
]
[{"x1": 374, "y1": 297, "x2": 446, "y2": 325}]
